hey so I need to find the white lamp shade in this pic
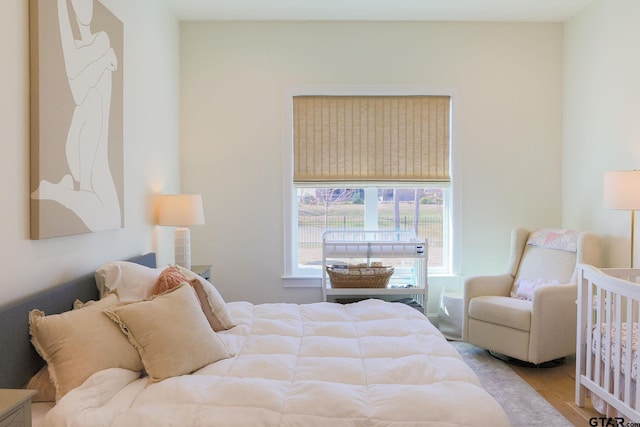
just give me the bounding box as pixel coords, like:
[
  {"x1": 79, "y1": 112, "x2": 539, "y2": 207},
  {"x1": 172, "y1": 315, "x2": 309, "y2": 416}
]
[
  {"x1": 156, "y1": 194, "x2": 205, "y2": 226},
  {"x1": 603, "y1": 171, "x2": 640, "y2": 210}
]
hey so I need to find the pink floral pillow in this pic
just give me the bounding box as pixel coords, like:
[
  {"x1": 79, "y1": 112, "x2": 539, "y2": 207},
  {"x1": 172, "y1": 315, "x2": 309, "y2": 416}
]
[
  {"x1": 511, "y1": 278, "x2": 560, "y2": 301},
  {"x1": 526, "y1": 229, "x2": 580, "y2": 252},
  {"x1": 152, "y1": 266, "x2": 190, "y2": 295}
]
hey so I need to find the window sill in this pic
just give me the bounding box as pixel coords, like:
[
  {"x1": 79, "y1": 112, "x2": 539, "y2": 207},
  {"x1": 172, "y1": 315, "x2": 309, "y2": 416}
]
[{"x1": 281, "y1": 276, "x2": 322, "y2": 288}]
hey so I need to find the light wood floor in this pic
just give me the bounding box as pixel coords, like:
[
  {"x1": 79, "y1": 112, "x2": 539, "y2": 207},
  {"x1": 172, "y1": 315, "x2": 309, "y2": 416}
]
[{"x1": 508, "y1": 355, "x2": 601, "y2": 426}]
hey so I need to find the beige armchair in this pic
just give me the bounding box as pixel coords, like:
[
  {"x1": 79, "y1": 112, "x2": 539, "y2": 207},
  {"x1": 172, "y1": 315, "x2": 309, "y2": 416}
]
[{"x1": 463, "y1": 228, "x2": 601, "y2": 365}]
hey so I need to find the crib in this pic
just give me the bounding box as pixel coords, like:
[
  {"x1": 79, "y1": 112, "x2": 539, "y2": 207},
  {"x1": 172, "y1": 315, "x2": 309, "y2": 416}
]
[{"x1": 576, "y1": 263, "x2": 640, "y2": 422}]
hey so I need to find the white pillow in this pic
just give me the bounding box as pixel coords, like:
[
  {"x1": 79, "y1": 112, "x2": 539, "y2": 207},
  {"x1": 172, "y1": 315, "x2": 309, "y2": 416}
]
[{"x1": 95, "y1": 261, "x2": 164, "y2": 302}]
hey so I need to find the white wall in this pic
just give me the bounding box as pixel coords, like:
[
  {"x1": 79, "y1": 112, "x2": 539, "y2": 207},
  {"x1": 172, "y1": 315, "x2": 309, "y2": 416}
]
[
  {"x1": 0, "y1": 0, "x2": 180, "y2": 306},
  {"x1": 564, "y1": 0, "x2": 640, "y2": 268},
  {"x1": 5, "y1": 0, "x2": 633, "y2": 316},
  {"x1": 180, "y1": 21, "x2": 565, "y2": 310}
]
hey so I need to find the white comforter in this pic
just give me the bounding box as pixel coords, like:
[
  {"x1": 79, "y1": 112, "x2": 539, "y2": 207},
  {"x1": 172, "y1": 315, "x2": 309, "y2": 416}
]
[{"x1": 42, "y1": 299, "x2": 509, "y2": 427}]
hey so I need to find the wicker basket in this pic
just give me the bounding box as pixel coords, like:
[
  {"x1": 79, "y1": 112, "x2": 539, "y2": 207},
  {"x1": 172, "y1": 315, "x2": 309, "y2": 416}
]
[{"x1": 326, "y1": 265, "x2": 394, "y2": 288}]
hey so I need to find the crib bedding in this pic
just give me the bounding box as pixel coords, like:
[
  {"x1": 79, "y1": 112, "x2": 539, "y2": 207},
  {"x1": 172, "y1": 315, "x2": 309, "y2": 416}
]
[
  {"x1": 593, "y1": 322, "x2": 639, "y2": 381},
  {"x1": 590, "y1": 322, "x2": 639, "y2": 416},
  {"x1": 40, "y1": 299, "x2": 509, "y2": 427}
]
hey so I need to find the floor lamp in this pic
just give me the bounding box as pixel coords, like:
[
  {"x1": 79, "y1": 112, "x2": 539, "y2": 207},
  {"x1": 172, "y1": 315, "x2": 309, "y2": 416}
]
[
  {"x1": 156, "y1": 194, "x2": 205, "y2": 270},
  {"x1": 603, "y1": 171, "x2": 640, "y2": 268}
]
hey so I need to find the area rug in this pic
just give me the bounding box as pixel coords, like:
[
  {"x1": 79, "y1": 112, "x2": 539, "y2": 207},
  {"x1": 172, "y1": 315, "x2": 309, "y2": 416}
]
[{"x1": 451, "y1": 341, "x2": 572, "y2": 426}]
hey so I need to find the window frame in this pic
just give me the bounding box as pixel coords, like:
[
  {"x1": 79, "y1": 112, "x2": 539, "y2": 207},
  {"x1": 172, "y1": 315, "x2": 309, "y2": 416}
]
[{"x1": 282, "y1": 85, "x2": 461, "y2": 286}]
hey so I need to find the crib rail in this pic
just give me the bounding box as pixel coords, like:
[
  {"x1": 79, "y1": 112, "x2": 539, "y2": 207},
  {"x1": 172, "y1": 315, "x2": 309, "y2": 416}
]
[{"x1": 576, "y1": 264, "x2": 640, "y2": 422}]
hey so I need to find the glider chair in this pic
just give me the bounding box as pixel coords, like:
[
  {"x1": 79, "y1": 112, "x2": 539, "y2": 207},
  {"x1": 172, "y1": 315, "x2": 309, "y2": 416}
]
[{"x1": 462, "y1": 228, "x2": 601, "y2": 366}]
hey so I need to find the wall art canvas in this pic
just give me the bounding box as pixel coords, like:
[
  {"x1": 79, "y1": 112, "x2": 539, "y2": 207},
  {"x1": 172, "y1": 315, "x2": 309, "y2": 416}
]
[{"x1": 30, "y1": 0, "x2": 124, "y2": 239}]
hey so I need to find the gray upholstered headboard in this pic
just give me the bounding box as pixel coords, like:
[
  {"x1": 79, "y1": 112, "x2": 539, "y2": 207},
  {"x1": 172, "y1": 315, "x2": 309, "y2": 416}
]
[{"x1": 0, "y1": 252, "x2": 156, "y2": 389}]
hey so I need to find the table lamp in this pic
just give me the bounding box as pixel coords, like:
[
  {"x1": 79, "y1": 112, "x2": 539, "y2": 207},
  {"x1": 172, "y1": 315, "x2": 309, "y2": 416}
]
[
  {"x1": 156, "y1": 194, "x2": 205, "y2": 269},
  {"x1": 603, "y1": 170, "x2": 640, "y2": 268}
]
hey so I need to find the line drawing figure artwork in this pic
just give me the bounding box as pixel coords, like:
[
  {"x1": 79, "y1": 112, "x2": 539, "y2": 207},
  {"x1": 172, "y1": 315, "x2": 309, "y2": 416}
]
[{"x1": 31, "y1": 0, "x2": 123, "y2": 237}]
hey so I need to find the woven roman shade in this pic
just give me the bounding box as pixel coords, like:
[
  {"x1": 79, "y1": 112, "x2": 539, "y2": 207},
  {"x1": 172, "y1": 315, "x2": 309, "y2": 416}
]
[{"x1": 293, "y1": 95, "x2": 450, "y2": 183}]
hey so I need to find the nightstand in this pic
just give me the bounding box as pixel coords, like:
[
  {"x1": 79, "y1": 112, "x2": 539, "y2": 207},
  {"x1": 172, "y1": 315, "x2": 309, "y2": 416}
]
[
  {"x1": 0, "y1": 389, "x2": 36, "y2": 427},
  {"x1": 191, "y1": 264, "x2": 212, "y2": 281}
]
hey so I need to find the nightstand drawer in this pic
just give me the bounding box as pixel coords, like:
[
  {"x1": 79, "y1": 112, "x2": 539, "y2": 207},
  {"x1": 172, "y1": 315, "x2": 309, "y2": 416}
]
[{"x1": 0, "y1": 406, "x2": 24, "y2": 427}]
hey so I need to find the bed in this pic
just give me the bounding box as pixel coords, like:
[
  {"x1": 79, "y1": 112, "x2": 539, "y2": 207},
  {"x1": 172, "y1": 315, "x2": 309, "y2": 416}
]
[
  {"x1": 575, "y1": 263, "x2": 640, "y2": 422},
  {"x1": 1, "y1": 253, "x2": 510, "y2": 426}
]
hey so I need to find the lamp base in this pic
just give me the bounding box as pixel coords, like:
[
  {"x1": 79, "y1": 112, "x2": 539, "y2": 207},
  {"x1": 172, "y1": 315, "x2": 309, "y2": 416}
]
[
  {"x1": 174, "y1": 227, "x2": 191, "y2": 270},
  {"x1": 631, "y1": 209, "x2": 635, "y2": 269}
]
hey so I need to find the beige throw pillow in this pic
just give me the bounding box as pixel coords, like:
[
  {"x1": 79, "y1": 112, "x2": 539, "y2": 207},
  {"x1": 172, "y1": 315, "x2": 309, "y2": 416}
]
[
  {"x1": 29, "y1": 293, "x2": 143, "y2": 400},
  {"x1": 177, "y1": 266, "x2": 236, "y2": 331},
  {"x1": 104, "y1": 284, "x2": 231, "y2": 383},
  {"x1": 24, "y1": 365, "x2": 55, "y2": 402}
]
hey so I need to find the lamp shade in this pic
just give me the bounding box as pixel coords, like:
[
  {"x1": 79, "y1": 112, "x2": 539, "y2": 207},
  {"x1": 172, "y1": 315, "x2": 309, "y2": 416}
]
[
  {"x1": 603, "y1": 171, "x2": 640, "y2": 210},
  {"x1": 156, "y1": 194, "x2": 205, "y2": 226}
]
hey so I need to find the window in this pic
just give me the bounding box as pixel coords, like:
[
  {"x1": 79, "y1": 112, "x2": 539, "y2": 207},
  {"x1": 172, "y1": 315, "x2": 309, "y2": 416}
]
[{"x1": 285, "y1": 93, "x2": 453, "y2": 279}]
